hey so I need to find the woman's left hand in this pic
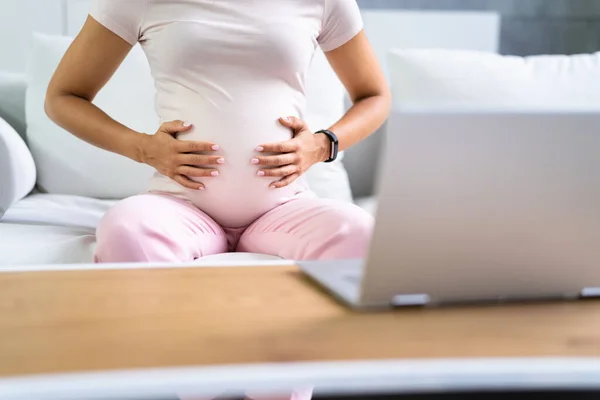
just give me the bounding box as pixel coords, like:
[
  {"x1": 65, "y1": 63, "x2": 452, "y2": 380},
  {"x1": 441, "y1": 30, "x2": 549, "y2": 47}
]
[{"x1": 252, "y1": 116, "x2": 331, "y2": 188}]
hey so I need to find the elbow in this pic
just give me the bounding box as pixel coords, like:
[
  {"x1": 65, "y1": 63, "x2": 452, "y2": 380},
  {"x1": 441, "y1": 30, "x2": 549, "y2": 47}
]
[
  {"x1": 380, "y1": 86, "x2": 392, "y2": 118},
  {"x1": 44, "y1": 89, "x2": 60, "y2": 123},
  {"x1": 353, "y1": 86, "x2": 392, "y2": 118},
  {"x1": 44, "y1": 95, "x2": 54, "y2": 121},
  {"x1": 45, "y1": 88, "x2": 93, "y2": 123},
  {"x1": 372, "y1": 86, "x2": 392, "y2": 122},
  {"x1": 44, "y1": 88, "x2": 77, "y2": 124}
]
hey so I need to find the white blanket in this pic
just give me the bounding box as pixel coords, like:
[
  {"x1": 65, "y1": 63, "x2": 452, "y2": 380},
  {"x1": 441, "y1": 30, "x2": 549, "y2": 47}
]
[
  {"x1": 2, "y1": 193, "x2": 116, "y2": 229},
  {"x1": 0, "y1": 194, "x2": 377, "y2": 266}
]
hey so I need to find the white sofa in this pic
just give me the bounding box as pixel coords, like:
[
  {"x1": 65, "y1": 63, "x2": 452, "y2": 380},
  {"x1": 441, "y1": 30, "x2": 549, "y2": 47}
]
[
  {"x1": 0, "y1": 37, "x2": 353, "y2": 266},
  {"x1": 0, "y1": 11, "x2": 502, "y2": 267}
]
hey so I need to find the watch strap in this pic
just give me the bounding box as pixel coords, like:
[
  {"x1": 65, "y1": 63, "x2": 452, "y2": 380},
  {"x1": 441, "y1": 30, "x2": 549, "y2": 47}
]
[{"x1": 315, "y1": 129, "x2": 339, "y2": 163}]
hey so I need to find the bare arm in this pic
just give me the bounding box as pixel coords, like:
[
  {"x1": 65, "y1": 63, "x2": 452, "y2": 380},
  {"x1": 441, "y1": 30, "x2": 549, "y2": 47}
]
[
  {"x1": 324, "y1": 30, "x2": 391, "y2": 153},
  {"x1": 45, "y1": 16, "x2": 220, "y2": 190},
  {"x1": 45, "y1": 16, "x2": 147, "y2": 162},
  {"x1": 253, "y1": 31, "x2": 390, "y2": 188}
]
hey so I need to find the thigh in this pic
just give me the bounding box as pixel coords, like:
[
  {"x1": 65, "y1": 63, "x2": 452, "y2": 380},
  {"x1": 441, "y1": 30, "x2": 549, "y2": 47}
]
[
  {"x1": 95, "y1": 193, "x2": 228, "y2": 263},
  {"x1": 237, "y1": 198, "x2": 374, "y2": 260}
]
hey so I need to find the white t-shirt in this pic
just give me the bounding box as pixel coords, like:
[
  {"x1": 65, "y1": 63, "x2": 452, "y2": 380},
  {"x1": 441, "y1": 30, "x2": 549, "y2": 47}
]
[{"x1": 90, "y1": 0, "x2": 363, "y2": 228}]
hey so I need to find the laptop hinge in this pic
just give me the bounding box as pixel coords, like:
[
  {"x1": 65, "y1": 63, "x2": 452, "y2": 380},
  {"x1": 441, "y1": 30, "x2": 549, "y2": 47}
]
[
  {"x1": 391, "y1": 293, "x2": 430, "y2": 307},
  {"x1": 581, "y1": 287, "x2": 600, "y2": 298}
]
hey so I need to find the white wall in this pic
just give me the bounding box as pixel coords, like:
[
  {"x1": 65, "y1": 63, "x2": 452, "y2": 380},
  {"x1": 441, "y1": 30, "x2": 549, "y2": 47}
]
[
  {"x1": 66, "y1": 0, "x2": 93, "y2": 36},
  {"x1": 0, "y1": 0, "x2": 64, "y2": 73},
  {"x1": 0, "y1": 0, "x2": 94, "y2": 73},
  {"x1": 1, "y1": 1, "x2": 501, "y2": 76},
  {"x1": 361, "y1": 10, "x2": 500, "y2": 79}
]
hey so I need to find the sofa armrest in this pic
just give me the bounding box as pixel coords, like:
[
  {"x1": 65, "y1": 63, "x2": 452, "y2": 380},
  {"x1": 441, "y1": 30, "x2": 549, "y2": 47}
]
[{"x1": 0, "y1": 117, "x2": 36, "y2": 218}]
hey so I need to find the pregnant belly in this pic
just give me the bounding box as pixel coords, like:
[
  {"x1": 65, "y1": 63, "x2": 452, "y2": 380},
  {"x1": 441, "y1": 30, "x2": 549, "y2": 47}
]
[{"x1": 147, "y1": 105, "x2": 311, "y2": 228}]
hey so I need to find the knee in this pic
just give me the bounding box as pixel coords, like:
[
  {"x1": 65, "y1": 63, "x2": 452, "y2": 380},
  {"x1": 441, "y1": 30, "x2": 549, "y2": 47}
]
[
  {"x1": 313, "y1": 204, "x2": 374, "y2": 260},
  {"x1": 94, "y1": 198, "x2": 151, "y2": 263}
]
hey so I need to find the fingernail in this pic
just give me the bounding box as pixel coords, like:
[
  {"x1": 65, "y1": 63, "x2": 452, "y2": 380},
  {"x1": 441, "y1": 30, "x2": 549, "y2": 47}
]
[
  {"x1": 212, "y1": 145, "x2": 220, "y2": 151},
  {"x1": 282, "y1": 116, "x2": 291, "y2": 122},
  {"x1": 257, "y1": 170, "x2": 265, "y2": 176},
  {"x1": 217, "y1": 158, "x2": 225, "y2": 164},
  {"x1": 255, "y1": 146, "x2": 264, "y2": 152},
  {"x1": 251, "y1": 158, "x2": 259, "y2": 164},
  {"x1": 183, "y1": 121, "x2": 192, "y2": 127},
  {"x1": 198, "y1": 186, "x2": 205, "y2": 190},
  {"x1": 270, "y1": 184, "x2": 277, "y2": 189},
  {"x1": 211, "y1": 171, "x2": 219, "y2": 177}
]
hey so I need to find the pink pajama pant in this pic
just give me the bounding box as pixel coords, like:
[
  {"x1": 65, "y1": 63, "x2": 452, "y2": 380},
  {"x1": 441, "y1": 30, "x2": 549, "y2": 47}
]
[
  {"x1": 96, "y1": 194, "x2": 367, "y2": 400},
  {"x1": 94, "y1": 193, "x2": 373, "y2": 263}
]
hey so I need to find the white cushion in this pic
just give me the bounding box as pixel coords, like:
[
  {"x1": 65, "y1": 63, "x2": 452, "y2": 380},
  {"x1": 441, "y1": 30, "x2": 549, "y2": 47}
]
[
  {"x1": 0, "y1": 117, "x2": 36, "y2": 217},
  {"x1": 2, "y1": 193, "x2": 116, "y2": 229},
  {"x1": 0, "y1": 194, "x2": 286, "y2": 266},
  {"x1": 354, "y1": 196, "x2": 378, "y2": 217},
  {"x1": 388, "y1": 49, "x2": 600, "y2": 110},
  {"x1": 26, "y1": 33, "x2": 157, "y2": 199},
  {"x1": 305, "y1": 157, "x2": 353, "y2": 203},
  {"x1": 0, "y1": 219, "x2": 285, "y2": 267},
  {"x1": 1, "y1": 194, "x2": 282, "y2": 265},
  {"x1": 305, "y1": 45, "x2": 346, "y2": 127},
  {"x1": 377, "y1": 49, "x2": 600, "y2": 218},
  {"x1": 2, "y1": 190, "x2": 357, "y2": 266},
  {"x1": 0, "y1": 192, "x2": 377, "y2": 266},
  {"x1": 26, "y1": 33, "x2": 353, "y2": 202},
  {"x1": 304, "y1": 49, "x2": 353, "y2": 203},
  {"x1": 0, "y1": 222, "x2": 97, "y2": 266}
]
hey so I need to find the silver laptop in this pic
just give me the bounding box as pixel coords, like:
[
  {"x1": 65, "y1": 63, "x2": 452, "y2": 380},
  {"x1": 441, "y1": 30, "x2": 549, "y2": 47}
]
[{"x1": 299, "y1": 111, "x2": 600, "y2": 310}]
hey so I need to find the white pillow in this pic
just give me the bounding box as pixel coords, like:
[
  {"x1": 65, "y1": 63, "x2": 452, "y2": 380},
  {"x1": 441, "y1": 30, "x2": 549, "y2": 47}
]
[
  {"x1": 27, "y1": 33, "x2": 353, "y2": 202},
  {"x1": 306, "y1": 46, "x2": 346, "y2": 124},
  {"x1": 388, "y1": 49, "x2": 600, "y2": 110},
  {"x1": 305, "y1": 48, "x2": 353, "y2": 203},
  {"x1": 26, "y1": 33, "x2": 157, "y2": 199},
  {"x1": 0, "y1": 117, "x2": 36, "y2": 217}
]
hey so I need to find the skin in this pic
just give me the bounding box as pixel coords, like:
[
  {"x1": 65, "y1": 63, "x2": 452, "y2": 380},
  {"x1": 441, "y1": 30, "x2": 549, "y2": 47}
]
[{"x1": 45, "y1": 16, "x2": 390, "y2": 190}]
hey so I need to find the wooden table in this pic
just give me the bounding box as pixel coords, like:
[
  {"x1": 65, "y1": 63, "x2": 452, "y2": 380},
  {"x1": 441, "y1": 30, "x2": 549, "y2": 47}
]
[{"x1": 2, "y1": 264, "x2": 600, "y2": 399}]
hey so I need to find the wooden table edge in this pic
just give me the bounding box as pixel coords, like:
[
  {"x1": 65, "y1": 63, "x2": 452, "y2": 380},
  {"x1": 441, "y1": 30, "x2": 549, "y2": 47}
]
[{"x1": 4, "y1": 262, "x2": 600, "y2": 399}]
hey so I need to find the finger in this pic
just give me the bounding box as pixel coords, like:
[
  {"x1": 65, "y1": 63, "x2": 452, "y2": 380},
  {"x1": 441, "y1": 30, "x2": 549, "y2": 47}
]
[
  {"x1": 270, "y1": 173, "x2": 300, "y2": 189},
  {"x1": 256, "y1": 140, "x2": 299, "y2": 153},
  {"x1": 278, "y1": 116, "x2": 306, "y2": 132},
  {"x1": 161, "y1": 120, "x2": 194, "y2": 135},
  {"x1": 177, "y1": 166, "x2": 219, "y2": 178},
  {"x1": 178, "y1": 154, "x2": 226, "y2": 166},
  {"x1": 173, "y1": 174, "x2": 205, "y2": 190},
  {"x1": 257, "y1": 164, "x2": 297, "y2": 177},
  {"x1": 251, "y1": 154, "x2": 298, "y2": 166},
  {"x1": 176, "y1": 140, "x2": 220, "y2": 153}
]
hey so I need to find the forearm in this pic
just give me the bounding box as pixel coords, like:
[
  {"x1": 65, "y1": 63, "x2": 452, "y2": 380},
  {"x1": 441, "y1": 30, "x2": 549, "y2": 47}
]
[
  {"x1": 44, "y1": 94, "x2": 146, "y2": 163},
  {"x1": 328, "y1": 93, "x2": 391, "y2": 152}
]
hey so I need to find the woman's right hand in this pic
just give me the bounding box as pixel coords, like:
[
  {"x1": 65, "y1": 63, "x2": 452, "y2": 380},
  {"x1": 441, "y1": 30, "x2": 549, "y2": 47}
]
[
  {"x1": 44, "y1": 19, "x2": 220, "y2": 191},
  {"x1": 140, "y1": 120, "x2": 223, "y2": 190}
]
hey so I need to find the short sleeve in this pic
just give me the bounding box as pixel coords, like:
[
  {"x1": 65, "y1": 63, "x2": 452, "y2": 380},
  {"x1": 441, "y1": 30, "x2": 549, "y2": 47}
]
[
  {"x1": 317, "y1": 0, "x2": 364, "y2": 52},
  {"x1": 89, "y1": 0, "x2": 147, "y2": 45}
]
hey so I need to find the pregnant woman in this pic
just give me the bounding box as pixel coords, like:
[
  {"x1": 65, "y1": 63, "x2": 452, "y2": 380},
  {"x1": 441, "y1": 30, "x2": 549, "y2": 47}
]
[{"x1": 45, "y1": 0, "x2": 390, "y2": 263}]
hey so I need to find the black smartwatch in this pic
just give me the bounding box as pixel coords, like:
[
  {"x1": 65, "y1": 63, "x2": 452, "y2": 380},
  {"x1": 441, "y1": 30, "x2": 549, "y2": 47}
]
[{"x1": 315, "y1": 129, "x2": 339, "y2": 163}]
